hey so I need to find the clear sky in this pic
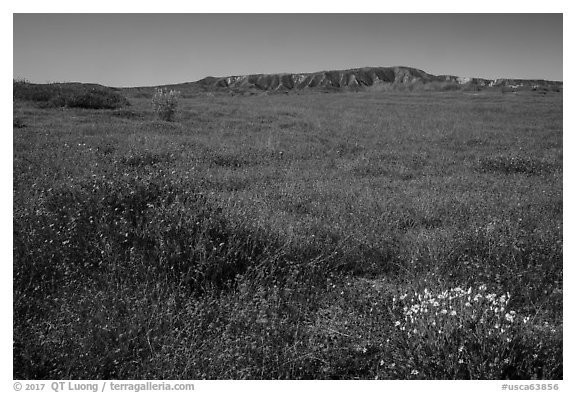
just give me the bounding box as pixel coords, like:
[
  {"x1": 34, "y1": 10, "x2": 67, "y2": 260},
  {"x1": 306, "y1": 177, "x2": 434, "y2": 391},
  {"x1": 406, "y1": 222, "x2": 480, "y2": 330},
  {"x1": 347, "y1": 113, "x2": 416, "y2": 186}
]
[{"x1": 13, "y1": 14, "x2": 563, "y2": 87}]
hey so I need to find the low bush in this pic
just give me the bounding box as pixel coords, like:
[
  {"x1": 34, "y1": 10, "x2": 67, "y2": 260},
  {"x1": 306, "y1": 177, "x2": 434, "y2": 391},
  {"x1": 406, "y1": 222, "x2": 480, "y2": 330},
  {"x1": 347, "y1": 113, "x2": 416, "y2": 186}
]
[
  {"x1": 152, "y1": 88, "x2": 180, "y2": 121},
  {"x1": 65, "y1": 89, "x2": 129, "y2": 109},
  {"x1": 13, "y1": 80, "x2": 130, "y2": 109}
]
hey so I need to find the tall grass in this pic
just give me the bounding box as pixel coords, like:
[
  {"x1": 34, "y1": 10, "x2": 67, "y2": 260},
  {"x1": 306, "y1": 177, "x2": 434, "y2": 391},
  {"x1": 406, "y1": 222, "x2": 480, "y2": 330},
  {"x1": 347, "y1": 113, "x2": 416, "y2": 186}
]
[{"x1": 13, "y1": 90, "x2": 562, "y2": 379}]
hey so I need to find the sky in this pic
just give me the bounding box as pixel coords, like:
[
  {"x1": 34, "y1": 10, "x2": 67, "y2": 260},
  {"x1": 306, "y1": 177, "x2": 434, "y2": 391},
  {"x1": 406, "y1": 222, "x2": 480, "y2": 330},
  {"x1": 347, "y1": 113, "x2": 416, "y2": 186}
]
[{"x1": 13, "y1": 13, "x2": 563, "y2": 87}]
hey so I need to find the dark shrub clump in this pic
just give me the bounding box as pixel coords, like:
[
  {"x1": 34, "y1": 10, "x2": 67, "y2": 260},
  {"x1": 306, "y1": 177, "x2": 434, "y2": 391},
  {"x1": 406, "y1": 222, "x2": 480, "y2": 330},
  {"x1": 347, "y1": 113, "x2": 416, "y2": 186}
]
[{"x1": 13, "y1": 80, "x2": 130, "y2": 109}]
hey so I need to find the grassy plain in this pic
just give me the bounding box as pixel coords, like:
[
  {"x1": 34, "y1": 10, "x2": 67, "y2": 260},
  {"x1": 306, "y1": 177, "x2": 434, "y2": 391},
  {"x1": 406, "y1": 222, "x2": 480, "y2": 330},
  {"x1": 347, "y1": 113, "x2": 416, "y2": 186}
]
[{"x1": 13, "y1": 88, "x2": 562, "y2": 379}]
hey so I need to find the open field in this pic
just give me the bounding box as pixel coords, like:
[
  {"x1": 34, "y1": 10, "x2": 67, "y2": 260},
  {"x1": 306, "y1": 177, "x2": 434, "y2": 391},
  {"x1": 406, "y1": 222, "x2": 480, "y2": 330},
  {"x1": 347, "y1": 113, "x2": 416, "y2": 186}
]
[{"x1": 13, "y1": 88, "x2": 562, "y2": 379}]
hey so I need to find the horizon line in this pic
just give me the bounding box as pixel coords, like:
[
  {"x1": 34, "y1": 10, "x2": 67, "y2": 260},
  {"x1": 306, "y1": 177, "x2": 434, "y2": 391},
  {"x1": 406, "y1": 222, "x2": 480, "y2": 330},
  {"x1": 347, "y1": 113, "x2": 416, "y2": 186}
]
[{"x1": 14, "y1": 64, "x2": 564, "y2": 88}]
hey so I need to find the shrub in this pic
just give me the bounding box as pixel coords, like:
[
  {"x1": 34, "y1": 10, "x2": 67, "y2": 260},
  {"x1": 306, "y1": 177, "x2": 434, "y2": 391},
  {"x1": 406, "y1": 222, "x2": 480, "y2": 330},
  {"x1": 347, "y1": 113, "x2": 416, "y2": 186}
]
[
  {"x1": 152, "y1": 88, "x2": 180, "y2": 121},
  {"x1": 13, "y1": 80, "x2": 130, "y2": 109},
  {"x1": 65, "y1": 89, "x2": 130, "y2": 109}
]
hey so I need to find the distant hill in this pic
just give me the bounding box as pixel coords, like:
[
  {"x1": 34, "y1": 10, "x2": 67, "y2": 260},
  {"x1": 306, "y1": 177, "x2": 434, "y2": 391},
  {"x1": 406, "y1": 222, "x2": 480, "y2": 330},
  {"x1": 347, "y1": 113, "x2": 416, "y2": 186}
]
[
  {"x1": 187, "y1": 66, "x2": 562, "y2": 95},
  {"x1": 21, "y1": 66, "x2": 561, "y2": 98}
]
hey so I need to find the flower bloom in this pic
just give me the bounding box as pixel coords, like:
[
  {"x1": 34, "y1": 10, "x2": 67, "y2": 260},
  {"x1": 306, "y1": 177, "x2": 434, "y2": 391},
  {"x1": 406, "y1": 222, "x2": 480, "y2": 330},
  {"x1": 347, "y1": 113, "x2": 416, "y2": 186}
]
[{"x1": 522, "y1": 316, "x2": 530, "y2": 324}]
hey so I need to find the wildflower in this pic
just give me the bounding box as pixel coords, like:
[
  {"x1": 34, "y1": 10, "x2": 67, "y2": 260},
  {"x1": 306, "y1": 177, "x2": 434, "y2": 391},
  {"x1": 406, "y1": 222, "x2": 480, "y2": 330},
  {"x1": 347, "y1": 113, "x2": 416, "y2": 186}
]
[
  {"x1": 450, "y1": 310, "x2": 457, "y2": 316},
  {"x1": 394, "y1": 321, "x2": 401, "y2": 327},
  {"x1": 432, "y1": 301, "x2": 440, "y2": 307},
  {"x1": 465, "y1": 302, "x2": 471, "y2": 307},
  {"x1": 458, "y1": 359, "x2": 464, "y2": 364},
  {"x1": 504, "y1": 313, "x2": 515, "y2": 323},
  {"x1": 400, "y1": 294, "x2": 407, "y2": 300},
  {"x1": 380, "y1": 360, "x2": 385, "y2": 366},
  {"x1": 479, "y1": 284, "x2": 487, "y2": 291},
  {"x1": 440, "y1": 309, "x2": 448, "y2": 314},
  {"x1": 411, "y1": 370, "x2": 419, "y2": 375},
  {"x1": 458, "y1": 346, "x2": 464, "y2": 353}
]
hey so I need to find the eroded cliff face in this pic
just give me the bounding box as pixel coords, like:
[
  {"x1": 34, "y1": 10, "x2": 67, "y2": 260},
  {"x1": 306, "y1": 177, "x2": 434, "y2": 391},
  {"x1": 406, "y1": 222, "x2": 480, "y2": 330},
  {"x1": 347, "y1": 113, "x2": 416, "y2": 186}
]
[{"x1": 196, "y1": 66, "x2": 562, "y2": 93}]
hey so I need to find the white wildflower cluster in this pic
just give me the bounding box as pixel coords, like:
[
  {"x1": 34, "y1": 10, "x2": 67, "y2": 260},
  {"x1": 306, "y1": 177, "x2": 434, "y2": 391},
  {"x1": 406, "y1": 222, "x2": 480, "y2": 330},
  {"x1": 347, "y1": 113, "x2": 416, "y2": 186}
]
[
  {"x1": 391, "y1": 285, "x2": 525, "y2": 339},
  {"x1": 152, "y1": 88, "x2": 180, "y2": 121}
]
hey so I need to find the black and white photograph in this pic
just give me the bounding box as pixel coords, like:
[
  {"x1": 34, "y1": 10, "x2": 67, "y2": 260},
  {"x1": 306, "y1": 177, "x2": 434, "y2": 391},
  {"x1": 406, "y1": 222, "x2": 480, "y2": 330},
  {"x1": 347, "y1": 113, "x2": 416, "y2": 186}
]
[{"x1": 10, "y1": 8, "x2": 566, "y2": 385}]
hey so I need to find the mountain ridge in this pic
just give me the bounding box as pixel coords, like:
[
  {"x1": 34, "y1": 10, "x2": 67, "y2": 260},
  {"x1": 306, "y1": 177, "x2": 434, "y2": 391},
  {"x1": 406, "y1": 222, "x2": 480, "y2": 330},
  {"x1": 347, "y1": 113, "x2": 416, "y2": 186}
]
[{"x1": 189, "y1": 66, "x2": 562, "y2": 94}]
